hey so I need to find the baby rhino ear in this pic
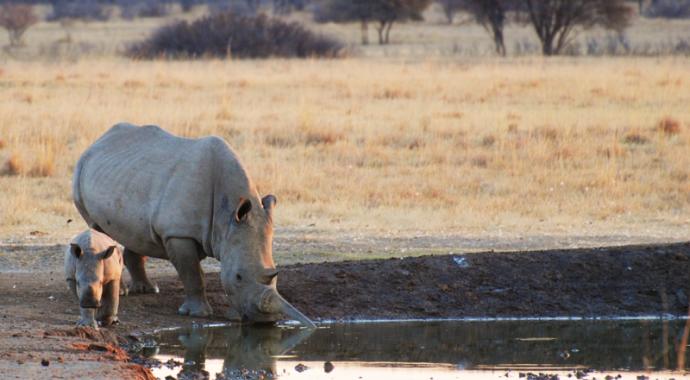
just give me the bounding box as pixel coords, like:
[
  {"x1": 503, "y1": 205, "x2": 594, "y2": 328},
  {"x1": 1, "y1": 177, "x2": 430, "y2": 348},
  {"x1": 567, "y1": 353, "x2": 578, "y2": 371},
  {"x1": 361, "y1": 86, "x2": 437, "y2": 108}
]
[
  {"x1": 70, "y1": 244, "x2": 82, "y2": 259},
  {"x1": 100, "y1": 246, "x2": 117, "y2": 260}
]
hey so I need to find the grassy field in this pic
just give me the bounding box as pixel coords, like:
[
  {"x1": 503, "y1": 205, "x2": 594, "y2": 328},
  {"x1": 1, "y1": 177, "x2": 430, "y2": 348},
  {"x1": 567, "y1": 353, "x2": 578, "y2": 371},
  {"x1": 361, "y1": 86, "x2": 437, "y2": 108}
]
[
  {"x1": 0, "y1": 56, "x2": 688, "y2": 245},
  {"x1": 0, "y1": 9, "x2": 689, "y2": 246}
]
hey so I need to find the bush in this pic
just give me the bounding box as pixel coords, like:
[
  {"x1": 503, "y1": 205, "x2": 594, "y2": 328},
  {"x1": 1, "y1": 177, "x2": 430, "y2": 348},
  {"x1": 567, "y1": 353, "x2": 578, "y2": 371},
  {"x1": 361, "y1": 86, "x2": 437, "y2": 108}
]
[
  {"x1": 48, "y1": 0, "x2": 111, "y2": 22},
  {"x1": 0, "y1": 3, "x2": 39, "y2": 46},
  {"x1": 644, "y1": 0, "x2": 690, "y2": 18},
  {"x1": 126, "y1": 12, "x2": 344, "y2": 59}
]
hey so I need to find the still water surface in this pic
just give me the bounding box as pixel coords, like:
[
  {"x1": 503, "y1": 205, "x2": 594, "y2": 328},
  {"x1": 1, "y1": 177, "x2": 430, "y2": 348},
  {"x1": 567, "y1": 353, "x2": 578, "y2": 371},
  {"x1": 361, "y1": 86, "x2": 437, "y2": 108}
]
[{"x1": 148, "y1": 319, "x2": 690, "y2": 379}]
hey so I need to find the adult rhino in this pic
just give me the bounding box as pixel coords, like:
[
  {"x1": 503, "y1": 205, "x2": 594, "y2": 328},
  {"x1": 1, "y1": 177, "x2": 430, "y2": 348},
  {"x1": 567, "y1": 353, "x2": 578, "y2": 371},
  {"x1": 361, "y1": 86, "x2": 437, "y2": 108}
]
[{"x1": 73, "y1": 123, "x2": 314, "y2": 327}]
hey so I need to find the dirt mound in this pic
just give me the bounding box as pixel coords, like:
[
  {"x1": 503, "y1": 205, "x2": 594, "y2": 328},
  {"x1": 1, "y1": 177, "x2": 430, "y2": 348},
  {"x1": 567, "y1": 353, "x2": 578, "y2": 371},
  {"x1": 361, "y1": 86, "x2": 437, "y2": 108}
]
[{"x1": 43, "y1": 326, "x2": 125, "y2": 345}]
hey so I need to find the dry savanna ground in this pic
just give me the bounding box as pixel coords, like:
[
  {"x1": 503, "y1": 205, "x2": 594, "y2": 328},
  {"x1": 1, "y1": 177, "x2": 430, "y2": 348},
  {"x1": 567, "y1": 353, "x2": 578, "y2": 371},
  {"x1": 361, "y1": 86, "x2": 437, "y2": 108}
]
[{"x1": 0, "y1": 57, "x2": 688, "y2": 247}]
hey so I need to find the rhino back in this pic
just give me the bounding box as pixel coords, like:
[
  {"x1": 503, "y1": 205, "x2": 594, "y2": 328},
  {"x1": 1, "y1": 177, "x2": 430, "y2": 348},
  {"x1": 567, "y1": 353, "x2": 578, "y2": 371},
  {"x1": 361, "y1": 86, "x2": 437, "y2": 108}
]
[{"x1": 75, "y1": 123, "x2": 241, "y2": 259}]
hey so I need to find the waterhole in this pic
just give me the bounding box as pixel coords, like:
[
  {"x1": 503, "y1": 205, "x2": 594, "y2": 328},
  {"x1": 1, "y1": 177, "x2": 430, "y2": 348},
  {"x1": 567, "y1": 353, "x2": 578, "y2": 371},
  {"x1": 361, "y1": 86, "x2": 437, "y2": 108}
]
[{"x1": 144, "y1": 318, "x2": 690, "y2": 379}]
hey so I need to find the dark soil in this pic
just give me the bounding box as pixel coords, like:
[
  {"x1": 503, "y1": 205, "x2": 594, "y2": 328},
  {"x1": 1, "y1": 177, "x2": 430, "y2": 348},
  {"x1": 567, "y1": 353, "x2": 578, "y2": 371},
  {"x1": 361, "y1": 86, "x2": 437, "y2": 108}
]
[{"x1": 280, "y1": 241, "x2": 690, "y2": 320}]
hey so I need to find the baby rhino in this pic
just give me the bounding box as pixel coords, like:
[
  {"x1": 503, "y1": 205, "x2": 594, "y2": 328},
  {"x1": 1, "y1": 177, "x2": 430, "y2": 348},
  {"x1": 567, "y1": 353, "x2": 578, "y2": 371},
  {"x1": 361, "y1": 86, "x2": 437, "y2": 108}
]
[{"x1": 65, "y1": 229, "x2": 124, "y2": 328}]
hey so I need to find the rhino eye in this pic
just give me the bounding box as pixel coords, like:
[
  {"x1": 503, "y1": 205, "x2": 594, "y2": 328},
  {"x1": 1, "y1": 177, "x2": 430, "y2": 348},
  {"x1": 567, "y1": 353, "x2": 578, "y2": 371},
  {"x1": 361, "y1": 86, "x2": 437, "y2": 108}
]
[{"x1": 236, "y1": 274, "x2": 242, "y2": 281}]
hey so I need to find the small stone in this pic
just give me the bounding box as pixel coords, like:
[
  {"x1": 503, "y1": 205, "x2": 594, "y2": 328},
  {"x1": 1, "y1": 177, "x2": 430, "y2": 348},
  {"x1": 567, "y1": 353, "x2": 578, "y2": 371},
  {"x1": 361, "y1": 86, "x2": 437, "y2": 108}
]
[
  {"x1": 41, "y1": 359, "x2": 49, "y2": 367},
  {"x1": 324, "y1": 361, "x2": 334, "y2": 373}
]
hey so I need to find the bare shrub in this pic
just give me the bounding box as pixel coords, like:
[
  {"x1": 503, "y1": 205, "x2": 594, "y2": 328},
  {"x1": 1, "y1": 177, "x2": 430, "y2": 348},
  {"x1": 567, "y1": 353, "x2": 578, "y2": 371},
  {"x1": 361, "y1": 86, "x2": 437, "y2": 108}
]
[
  {"x1": 127, "y1": 13, "x2": 345, "y2": 59},
  {"x1": 481, "y1": 135, "x2": 496, "y2": 147},
  {"x1": 623, "y1": 131, "x2": 648, "y2": 145},
  {"x1": 470, "y1": 155, "x2": 489, "y2": 168},
  {"x1": 2, "y1": 153, "x2": 24, "y2": 176},
  {"x1": 303, "y1": 130, "x2": 343, "y2": 146},
  {"x1": 655, "y1": 117, "x2": 681, "y2": 136},
  {"x1": 28, "y1": 162, "x2": 55, "y2": 177},
  {"x1": 0, "y1": 3, "x2": 38, "y2": 47},
  {"x1": 25, "y1": 141, "x2": 55, "y2": 177},
  {"x1": 537, "y1": 127, "x2": 559, "y2": 141}
]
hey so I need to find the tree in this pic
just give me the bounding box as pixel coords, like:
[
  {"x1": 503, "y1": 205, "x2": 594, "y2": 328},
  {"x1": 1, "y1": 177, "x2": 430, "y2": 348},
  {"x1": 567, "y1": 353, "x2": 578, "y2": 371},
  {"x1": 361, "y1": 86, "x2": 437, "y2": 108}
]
[
  {"x1": 313, "y1": 0, "x2": 431, "y2": 45},
  {"x1": 314, "y1": 0, "x2": 373, "y2": 44},
  {"x1": 437, "y1": 0, "x2": 464, "y2": 23},
  {"x1": 522, "y1": 0, "x2": 632, "y2": 55},
  {"x1": 372, "y1": 0, "x2": 432, "y2": 45},
  {"x1": 461, "y1": 0, "x2": 513, "y2": 56},
  {"x1": 0, "y1": 3, "x2": 38, "y2": 47}
]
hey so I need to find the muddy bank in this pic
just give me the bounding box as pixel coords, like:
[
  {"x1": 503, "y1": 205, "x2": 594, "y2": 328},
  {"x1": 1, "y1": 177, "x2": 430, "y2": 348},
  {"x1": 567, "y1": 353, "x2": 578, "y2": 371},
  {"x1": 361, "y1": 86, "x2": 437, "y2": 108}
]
[
  {"x1": 0, "y1": 324, "x2": 154, "y2": 379},
  {"x1": 1, "y1": 242, "x2": 690, "y2": 378},
  {"x1": 280, "y1": 241, "x2": 690, "y2": 320}
]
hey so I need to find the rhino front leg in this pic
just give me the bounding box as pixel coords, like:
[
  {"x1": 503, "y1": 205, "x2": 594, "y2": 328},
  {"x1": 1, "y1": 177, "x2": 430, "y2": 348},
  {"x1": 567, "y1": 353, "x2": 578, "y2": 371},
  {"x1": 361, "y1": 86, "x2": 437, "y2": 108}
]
[
  {"x1": 166, "y1": 238, "x2": 213, "y2": 317},
  {"x1": 97, "y1": 280, "x2": 120, "y2": 327},
  {"x1": 124, "y1": 248, "x2": 159, "y2": 294}
]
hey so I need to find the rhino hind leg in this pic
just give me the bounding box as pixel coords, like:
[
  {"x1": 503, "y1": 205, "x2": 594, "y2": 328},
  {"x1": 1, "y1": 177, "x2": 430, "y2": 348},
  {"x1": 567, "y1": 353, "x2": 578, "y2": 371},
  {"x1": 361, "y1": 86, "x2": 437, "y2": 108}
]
[
  {"x1": 166, "y1": 238, "x2": 213, "y2": 318},
  {"x1": 123, "y1": 248, "x2": 159, "y2": 294},
  {"x1": 97, "y1": 280, "x2": 120, "y2": 327}
]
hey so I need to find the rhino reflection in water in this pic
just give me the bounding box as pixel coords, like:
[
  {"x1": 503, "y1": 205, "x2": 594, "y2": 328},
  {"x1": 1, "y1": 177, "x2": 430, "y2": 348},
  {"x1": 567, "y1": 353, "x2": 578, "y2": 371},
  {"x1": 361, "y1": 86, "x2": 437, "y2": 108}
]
[
  {"x1": 175, "y1": 326, "x2": 313, "y2": 378},
  {"x1": 73, "y1": 123, "x2": 314, "y2": 326}
]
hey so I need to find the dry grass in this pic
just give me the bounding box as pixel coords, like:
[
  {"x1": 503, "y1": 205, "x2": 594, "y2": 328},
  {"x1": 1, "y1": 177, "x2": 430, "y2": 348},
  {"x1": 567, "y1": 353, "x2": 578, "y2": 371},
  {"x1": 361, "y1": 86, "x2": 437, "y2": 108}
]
[{"x1": 0, "y1": 57, "x2": 689, "y2": 243}]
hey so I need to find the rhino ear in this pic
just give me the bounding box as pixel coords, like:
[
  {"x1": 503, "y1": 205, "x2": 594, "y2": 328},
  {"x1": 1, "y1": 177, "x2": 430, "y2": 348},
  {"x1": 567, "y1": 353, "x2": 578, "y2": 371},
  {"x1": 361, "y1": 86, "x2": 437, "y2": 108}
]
[
  {"x1": 101, "y1": 246, "x2": 117, "y2": 260},
  {"x1": 262, "y1": 195, "x2": 276, "y2": 218},
  {"x1": 234, "y1": 198, "x2": 252, "y2": 224},
  {"x1": 70, "y1": 244, "x2": 82, "y2": 259}
]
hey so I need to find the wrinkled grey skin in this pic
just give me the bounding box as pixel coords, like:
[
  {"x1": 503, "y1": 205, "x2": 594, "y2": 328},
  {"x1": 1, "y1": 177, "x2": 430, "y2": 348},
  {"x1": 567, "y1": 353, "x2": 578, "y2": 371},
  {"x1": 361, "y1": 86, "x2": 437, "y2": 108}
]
[
  {"x1": 72, "y1": 123, "x2": 314, "y2": 327},
  {"x1": 64, "y1": 229, "x2": 125, "y2": 328}
]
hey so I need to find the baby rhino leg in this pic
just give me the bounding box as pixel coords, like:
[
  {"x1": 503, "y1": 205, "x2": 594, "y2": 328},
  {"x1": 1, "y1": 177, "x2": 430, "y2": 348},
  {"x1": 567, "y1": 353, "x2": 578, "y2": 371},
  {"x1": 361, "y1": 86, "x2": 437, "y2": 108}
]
[
  {"x1": 97, "y1": 280, "x2": 120, "y2": 327},
  {"x1": 77, "y1": 308, "x2": 98, "y2": 329}
]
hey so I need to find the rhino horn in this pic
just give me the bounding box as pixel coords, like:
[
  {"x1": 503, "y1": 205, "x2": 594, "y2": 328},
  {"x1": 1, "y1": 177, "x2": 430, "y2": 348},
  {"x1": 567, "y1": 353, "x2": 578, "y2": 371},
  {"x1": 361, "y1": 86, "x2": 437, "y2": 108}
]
[{"x1": 261, "y1": 290, "x2": 316, "y2": 329}]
